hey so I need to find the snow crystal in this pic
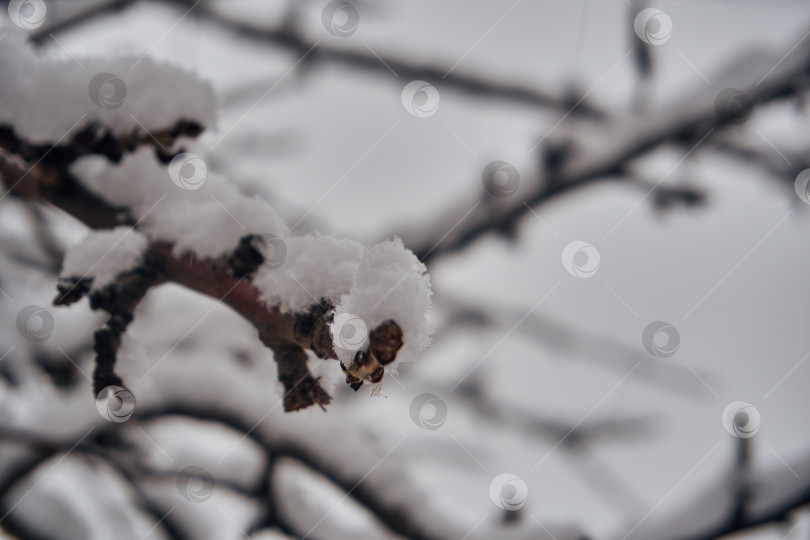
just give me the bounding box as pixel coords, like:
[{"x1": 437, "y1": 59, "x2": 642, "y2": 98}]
[
  {"x1": 143, "y1": 193, "x2": 289, "y2": 260},
  {"x1": 36, "y1": 23, "x2": 436, "y2": 369},
  {"x1": 72, "y1": 148, "x2": 289, "y2": 259},
  {"x1": 0, "y1": 30, "x2": 216, "y2": 143},
  {"x1": 335, "y1": 238, "x2": 433, "y2": 368},
  {"x1": 70, "y1": 149, "x2": 170, "y2": 218},
  {"x1": 252, "y1": 234, "x2": 364, "y2": 313},
  {"x1": 255, "y1": 235, "x2": 433, "y2": 368},
  {"x1": 61, "y1": 227, "x2": 149, "y2": 291}
]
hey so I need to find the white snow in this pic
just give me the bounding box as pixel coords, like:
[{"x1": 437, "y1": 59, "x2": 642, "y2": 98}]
[
  {"x1": 0, "y1": 30, "x2": 216, "y2": 143},
  {"x1": 272, "y1": 456, "x2": 400, "y2": 540},
  {"x1": 61, "y1": 226, "x2": 149, "y2": 291},
  {"x1": 2, "y1": 21, "x2": 434, "y2": 370},
  {"x1": 70, "y1": 149, "x2": 171, "y2": 218},
  {"x1": 143, "y1": 193, "x2": 289, "y2": 260},
  {"x1": 254, "y1": 235, "x2": 433, "y2": 368},
  {"x1": 1, "y1": 2, "x2": 809, "y2": 539},
  {"x1": 73, "y1": 148, "x2": 433, "y2": 367},
  {"x1": 252, "y1": 234, "x2": 364, "y2": 313},
  {"x1": 335, "y1": 238, "x2": 433, "y2": 368},
  {"x1": 72, "y1": 148, "x2": 290, "y2": 259}
]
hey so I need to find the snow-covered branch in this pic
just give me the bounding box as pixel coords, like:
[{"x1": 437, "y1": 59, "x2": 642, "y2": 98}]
[
  {"x1": 0, "y1": 30, "x2": 432, "y2": 412},
  {"x1": 29, "y1": 0, "x2": 604, "y2": 118},
  {"x1": 401, "y1": 22, "x2": 810, "y2": 262},
  {"x1": 616, "y1": 440, "x2": 810, "y2": 540},
  {"x1": 0, "y1": 397, "x2": 586, "y2": 540}
]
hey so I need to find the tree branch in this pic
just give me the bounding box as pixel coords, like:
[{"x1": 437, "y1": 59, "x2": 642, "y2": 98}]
[
  {"x1": 403, "y1": 23, "x2": 810, "y2": 263},
  {"x1": 616, "y1": 439, "x2": 810, "y2": 540},
  {"x1": 28, "y1": 0, "x2": 603, "y2": 118},
  {"x1": 0, "y1": 120, "x2": 400, "y2": 411}
]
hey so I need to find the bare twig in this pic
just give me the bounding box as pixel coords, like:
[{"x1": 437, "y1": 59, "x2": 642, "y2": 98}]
[
  {"x1": 402, "y1": 23, "x2": 810, "y2": 262},
  {"x1": 29, "y1": 0, "x2": 603, "y2": 118}
]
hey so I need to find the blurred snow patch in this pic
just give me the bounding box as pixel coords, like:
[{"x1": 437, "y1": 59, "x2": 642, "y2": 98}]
[{"x1": 0, "y1": 30, "x2": 216, "y2": 143}]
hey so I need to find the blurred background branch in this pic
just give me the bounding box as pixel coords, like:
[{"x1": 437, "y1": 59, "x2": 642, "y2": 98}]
[{"x1": 1, "y1": 0, "x2": 809, "y2": 539}]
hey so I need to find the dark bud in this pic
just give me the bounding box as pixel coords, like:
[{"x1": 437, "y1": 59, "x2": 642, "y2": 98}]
[
  {"x1": 369, "y1": 366, "x2": 384, "y2": 383},
  {"x1": 368, "y1": 320, "x2": 403, "y2": 366},
  {"x1": 352, "y1": 350, "x2": 372, "y2": 367}
]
